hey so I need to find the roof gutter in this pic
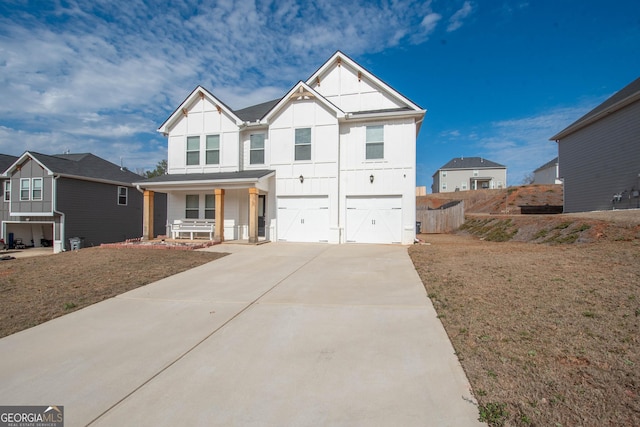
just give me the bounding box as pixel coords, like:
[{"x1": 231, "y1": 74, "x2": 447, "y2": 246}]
[{"x1": 342, "y1": 109, "x2": 426, "y2": 121}]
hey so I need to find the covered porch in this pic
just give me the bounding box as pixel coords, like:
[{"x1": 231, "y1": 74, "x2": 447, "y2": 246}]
[{"x1": 135, "y1": 170, "x2": 275, "y2": 244}]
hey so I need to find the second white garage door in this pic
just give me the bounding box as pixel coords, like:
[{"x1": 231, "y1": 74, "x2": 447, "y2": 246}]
[
  {"x1": 346, "y1": 196, "x2": 402, "y2": 244},
  {"x1": 277, "y1": 196, "x2": 329, "y2": 242}
]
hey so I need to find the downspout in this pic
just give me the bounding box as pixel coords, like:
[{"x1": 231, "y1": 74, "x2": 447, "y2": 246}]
[{"x1": 53, "y1": 175, "x2": 65, "y2": 252}]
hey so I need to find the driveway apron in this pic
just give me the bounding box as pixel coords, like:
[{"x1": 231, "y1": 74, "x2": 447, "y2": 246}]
[{"x1": 0, "y1": 243, "x2": 483, "y2": 426}]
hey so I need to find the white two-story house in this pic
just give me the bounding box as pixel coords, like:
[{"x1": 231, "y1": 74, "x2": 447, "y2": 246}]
[{"x1": 136, "y1": 51, "x2": 425, "y2": 245}]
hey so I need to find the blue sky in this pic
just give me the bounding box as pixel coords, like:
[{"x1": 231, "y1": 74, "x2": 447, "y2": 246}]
[{"x1": 1, "y1": 0, "x2": 638, "y2": 189}]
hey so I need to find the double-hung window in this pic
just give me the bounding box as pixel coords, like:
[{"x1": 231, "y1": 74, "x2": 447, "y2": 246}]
[
  {"x1": 4, "y1": 181, "x2": 10, "y2": 202},
  {"x1": 185, "y1": 195, "x2": 199, "y2": 218},
  {"x1": 32, "y1": 178, "x2": 43, "y2": 201},
  {"x1": 204, "y1": 194, "x2": 215, "y2": 219},
  {"x1": 205, "y1": 135, "x2": 220, "y2": 165},
  {"x1": 117, "y1": 186, "x2": 128, "y2": 205},
  {"x1": 186, "y1": 136, "x2": 200, "y2": 166},
  {"x1": 20, "y1": 178, "x2": 30, "y2": 201},
  {"x1": 365, "y1": 125, "x2": 384, "y2": 160},
  {"x1": 250, "y1": 134, "x2": 265, "y2": 164},
  {"x1": 294, "y1": 128, "x2": 311, "y2": 161}
]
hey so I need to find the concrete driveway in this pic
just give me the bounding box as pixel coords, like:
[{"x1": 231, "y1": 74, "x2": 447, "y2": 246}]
[{"x1": 0, "y1": 243, "x2": 483, "y2": 426}]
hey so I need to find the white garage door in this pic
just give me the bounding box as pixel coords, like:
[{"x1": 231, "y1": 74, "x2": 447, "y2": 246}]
[
  {"x1": 277, "y1": 196, "x2": 329, "y2": 242},
  {"x1": 346, "y1": 196, "x2": 402, "y2": 244}
]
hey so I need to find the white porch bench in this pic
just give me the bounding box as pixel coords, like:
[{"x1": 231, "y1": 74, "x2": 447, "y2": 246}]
[{"x1": 170, "y1": 219, "x2": 215, "y2": 240}]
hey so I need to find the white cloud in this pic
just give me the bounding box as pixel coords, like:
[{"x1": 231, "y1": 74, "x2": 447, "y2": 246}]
[
  {"x1": 476, "y1": 105, "x2": 593, "y2": 184},
  {"x1": 447, "y1": 1, "x2": 474, "y2": 32},
  {"x1": 0, "y1": 0, "x2": 451, "y2": 172}
]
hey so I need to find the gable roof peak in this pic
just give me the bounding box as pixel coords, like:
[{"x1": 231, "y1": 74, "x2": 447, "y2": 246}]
[
  {"x1": 440, "y1": 156, "x2": 506, "y2": 170},
  {"x1": 550, "y1": 76, "x2": 640, "y2": 140}
]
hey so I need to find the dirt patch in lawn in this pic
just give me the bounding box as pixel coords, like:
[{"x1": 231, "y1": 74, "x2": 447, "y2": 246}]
[
  {"x1": 0, "y1": 247, "x2": 227, "y2": 338},
  {"x1": 410, "y1": 221, "x2": 640, "y2": 425}
]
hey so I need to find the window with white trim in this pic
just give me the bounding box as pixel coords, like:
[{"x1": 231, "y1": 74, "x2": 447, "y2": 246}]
[
  {"x1": 442, "y1": 171, "x2": 447, "y2": 177},
  {"x1": 294, "y1": 128, "x2": 311, "y2": 161},
  {"x1": 365, "y1": 125, "x2": 384, "y2": 159},
  {"x1": 205, "y1": 135, "x2": 220, "y2": 165},
  {"x1": 185, "y1": 195, "x2": 199, "y2": 218},
  {"x1": 461, "y1": 182, "x2": 468, "y2": 190},
  {"x1": 473, "y1": 170, "x2": 479, "y2": 177},
  {"x1": 4, "y1": 181, "x2": 10, "y2": 202},
  {"x1": 204, "y1": 194, "x2": 215, "y2": 219},
  {"x1": 442, "y1": 183, "x2": 447, "y2": 191},
  {"x1": 32, "y1": 178, "x2": 43, "y2": 201},
  {"x1": 117, "y1": 186, "x2": 128, "y2": 205},
  {"x1": 20, "y1": 178, "x2": 30, "y2": 201},
  {"x1": 186, "y1": 136, "x2": 200, "y2": 165},
  {"x1": 250, "y1": 134, "x2": 265, "y2": 164}
]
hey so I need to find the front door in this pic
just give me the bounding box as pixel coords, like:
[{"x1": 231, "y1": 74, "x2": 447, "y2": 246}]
[{"x1": 258, "y1": 195, "x2": 266, "y2": 237}]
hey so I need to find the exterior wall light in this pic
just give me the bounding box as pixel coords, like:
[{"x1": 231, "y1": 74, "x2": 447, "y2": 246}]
[
  {"x1": 369, "y1": 174, "x2": 374, "y2": 183},
  {"x1": 299, "y1": 175, "x2": 304, "y2": 183}
]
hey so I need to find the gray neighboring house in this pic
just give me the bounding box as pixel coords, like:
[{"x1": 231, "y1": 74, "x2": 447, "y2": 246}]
[
  {"x1": 533, "y1": 157, "x2": 562, "y2": 185},
  {"x1": 1, "y1": 152, "x2": 166, "y2": 253},
  {"x1": 432, "y1": 157, "x2": 507, "y2": 193},
  {"x1": 550, "y1": 77, "x2": 640, "y2": 212},
  {"x1": 0, "y1": 154, "x2": 19, "y2": 244}
]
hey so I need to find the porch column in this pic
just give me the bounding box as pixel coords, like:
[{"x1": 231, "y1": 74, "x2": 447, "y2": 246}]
[
  {"x1": 248, "y1": 187, "x2": 259, "y2": 244},
  {"x1": 142, "y1": 190, "x2": 154, "y2": 240},
  {"x1": 214, "y1": 189, "x2": 225, "y2": 242}
]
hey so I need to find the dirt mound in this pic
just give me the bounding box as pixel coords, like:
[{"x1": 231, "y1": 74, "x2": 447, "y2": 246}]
[
  {"x1": 417, "y1": 184, "x2": 563, "y2": 214},
  {"x1": 458, "y1": 213, "x2": 640, "y2": 243}
]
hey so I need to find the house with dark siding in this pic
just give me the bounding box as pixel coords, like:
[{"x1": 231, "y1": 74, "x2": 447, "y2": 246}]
[
  {"x1": 551, "y1": 77, "x2": 640, "y2": 212},
  {"x1": 1, "y1": 152, "x2": 166, "y2": 252}
]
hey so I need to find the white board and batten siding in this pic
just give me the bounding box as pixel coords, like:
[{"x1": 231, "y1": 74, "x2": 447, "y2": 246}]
[{"x1": 167, "y1": 96, "x2": 240, "y2": 174}]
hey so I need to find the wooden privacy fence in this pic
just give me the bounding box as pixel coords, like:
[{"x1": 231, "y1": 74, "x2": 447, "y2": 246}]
[{"x1": 416, "y1": 200, "x2": 465, "y2": 234}]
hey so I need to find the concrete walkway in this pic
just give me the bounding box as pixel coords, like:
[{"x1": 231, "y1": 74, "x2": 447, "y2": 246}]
[{"x1": 0, "y1": 243, "x2": 483, "y2": 426}]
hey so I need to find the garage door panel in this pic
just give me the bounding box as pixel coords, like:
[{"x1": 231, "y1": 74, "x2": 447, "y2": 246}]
[
  {"x1": 346, "y1": 196, "x2": 402, "y2": 244},
  {"x1": 277, "y1": 197, "x2": 329, "y2": 242}
]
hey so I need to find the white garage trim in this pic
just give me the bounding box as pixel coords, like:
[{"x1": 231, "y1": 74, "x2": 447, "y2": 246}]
[
  {"x1": 345, "y1": 196, "x2": 402, "y2": 244},
  {"x1": 277, "y1": 196, "x2": 330, "y2": 242}
]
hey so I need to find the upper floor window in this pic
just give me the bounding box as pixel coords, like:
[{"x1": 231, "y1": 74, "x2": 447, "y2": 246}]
[
  {"x1": 185, "y1": 195, "x2": 199, "y2": 218},
  {"x1": 186, "y1": 136, "x2": 200, "y2": 165},
  {"x1": 204, "y1": 194, "x2": 215, "y2": 219},
  {"x1": 32, "y1": 178, "x2": 43, "y2": 201},
  {"x1": 206, "y1": 135, "x2": 220, "y2": 165},
  {"x1": 294, "y1": 128, "x2": 311, "y2": 161},
  {"x1": 473, "y1": 170, "x2": 479, "y2": 177},
  {"x1": 442, "y1": 171, "x2": 447, "y2": 177},
  {"x1": 365, "y1": 125, "x2": 384, "y2": 159},
  {"x1": 117, "y1": 186, "x2": 128, "y2": 206},
  {"x1": 250, "y1": 134, "x2": 265, "y2": 165},
  {"x1": 4, "y1": 181, "x2": 10, "y2": 202},
  {"x1": 20, "y1": 178, "x2": 30, "y2": 201}
]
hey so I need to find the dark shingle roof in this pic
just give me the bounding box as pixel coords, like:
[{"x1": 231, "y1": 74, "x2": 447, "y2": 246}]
[
  {"x1": 27, "y1": 152, "x2": 142, "y2": 184},
  {"x1": 551, "y1": 76, "x2": 640, "y2": 140},
  {"x1": 234, "y1": 99, "x2": 281, "y2": 122},
  {"x1": 137, "y1": 169, "x2": 275, "y2": 184},
  {"x1": 439, "y1": 157, "x2": 506, "y2": 170},
  {"x1": 534, "y1": 157, "x2": 558, "y2": 173},
  {"x1": 0, "y1": 154, "x2": 19, "y2": 174}
]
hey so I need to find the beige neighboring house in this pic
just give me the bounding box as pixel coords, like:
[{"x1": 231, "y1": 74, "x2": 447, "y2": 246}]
[
  {"x1": 533, "y1": 157, "x2": 562, "y2": 184},
  {"x1": 432, "y1": 157, "x2": 507, "y2": 193}
]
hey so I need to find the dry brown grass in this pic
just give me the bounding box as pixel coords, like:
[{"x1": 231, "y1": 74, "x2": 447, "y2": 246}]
[
  {"x1": 0, "y1": 247, "x2": 227, "y2": 338},
  {"x1": 410, "y1": 233, "x2": 640, "y2": 426}
]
